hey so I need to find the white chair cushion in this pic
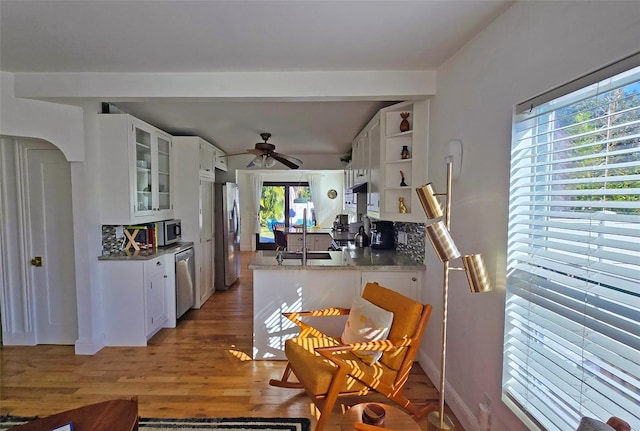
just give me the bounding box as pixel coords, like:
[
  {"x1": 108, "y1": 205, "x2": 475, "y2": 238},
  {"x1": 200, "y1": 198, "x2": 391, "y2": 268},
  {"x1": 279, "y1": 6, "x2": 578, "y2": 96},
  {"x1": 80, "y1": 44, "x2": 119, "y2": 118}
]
[
  {"x1": 576, "y1": 418, "x2": 615, "y2": 431},
  {"x1": 341, "y1": 295, "x2": 394, "y2": 365}
]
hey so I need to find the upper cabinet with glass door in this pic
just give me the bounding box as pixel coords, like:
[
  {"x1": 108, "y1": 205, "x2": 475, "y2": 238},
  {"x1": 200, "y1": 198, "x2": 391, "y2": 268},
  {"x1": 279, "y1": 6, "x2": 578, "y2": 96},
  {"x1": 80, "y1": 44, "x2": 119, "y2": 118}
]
[{"x1": 99, "y1": 114, "x2": 174, "y2": 225}]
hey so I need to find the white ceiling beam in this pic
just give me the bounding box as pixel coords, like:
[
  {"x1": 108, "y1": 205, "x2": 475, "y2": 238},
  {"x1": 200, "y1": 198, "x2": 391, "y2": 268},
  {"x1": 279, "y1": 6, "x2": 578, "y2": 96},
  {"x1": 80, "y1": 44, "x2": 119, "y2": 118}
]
[{"x1": 13, "y1": 70, "x2": 436, "y2": 101}]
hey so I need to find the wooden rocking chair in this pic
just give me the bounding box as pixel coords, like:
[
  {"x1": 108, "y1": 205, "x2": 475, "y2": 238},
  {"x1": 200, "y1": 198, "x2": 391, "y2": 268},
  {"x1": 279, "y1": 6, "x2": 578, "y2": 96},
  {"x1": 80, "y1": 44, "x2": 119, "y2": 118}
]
[{"x1": 269, "y1": 282, "x2": 437, "y2": 431}]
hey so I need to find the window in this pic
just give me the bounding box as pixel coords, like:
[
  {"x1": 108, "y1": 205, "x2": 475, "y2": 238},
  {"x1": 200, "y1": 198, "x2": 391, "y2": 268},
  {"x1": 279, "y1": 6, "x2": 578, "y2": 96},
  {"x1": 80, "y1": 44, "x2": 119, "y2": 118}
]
[
  {"x1": 255, "y1": 182, "x2": 314, "y2": 250},
  {"x1": 503, "y1": 55, "x2": 640, "y2": 431}
]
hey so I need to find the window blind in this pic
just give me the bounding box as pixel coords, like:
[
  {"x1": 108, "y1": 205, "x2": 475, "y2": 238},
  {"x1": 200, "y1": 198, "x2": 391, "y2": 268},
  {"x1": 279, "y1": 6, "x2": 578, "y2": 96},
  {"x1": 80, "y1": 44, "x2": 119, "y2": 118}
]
[{"x1": 503, "y1": 57, "x2": 640, "y2": 431}]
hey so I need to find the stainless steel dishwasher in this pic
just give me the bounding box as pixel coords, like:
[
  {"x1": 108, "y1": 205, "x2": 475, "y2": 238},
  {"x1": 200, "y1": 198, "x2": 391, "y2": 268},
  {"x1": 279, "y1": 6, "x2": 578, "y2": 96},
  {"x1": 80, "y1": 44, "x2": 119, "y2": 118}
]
[{"x1": 175, "y1": 247, "x2": 195, "y2": 319}]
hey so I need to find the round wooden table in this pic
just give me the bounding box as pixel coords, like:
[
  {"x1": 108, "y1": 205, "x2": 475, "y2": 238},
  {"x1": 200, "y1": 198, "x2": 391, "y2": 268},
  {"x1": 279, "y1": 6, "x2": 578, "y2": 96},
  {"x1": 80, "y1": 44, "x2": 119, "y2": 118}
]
[
  {"x1": 10, "y1": 398, "x2": 138, "y2": 431},
  {"x1": 340, "y1": 403, "x2": 420, "y2": 431}
]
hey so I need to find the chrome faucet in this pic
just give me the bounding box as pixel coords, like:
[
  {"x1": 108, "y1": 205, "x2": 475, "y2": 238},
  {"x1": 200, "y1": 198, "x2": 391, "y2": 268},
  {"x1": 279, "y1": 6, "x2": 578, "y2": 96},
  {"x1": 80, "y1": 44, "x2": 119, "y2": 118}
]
[{"x1": 302, "y1": 208, "x2": 307, "y2": 266}]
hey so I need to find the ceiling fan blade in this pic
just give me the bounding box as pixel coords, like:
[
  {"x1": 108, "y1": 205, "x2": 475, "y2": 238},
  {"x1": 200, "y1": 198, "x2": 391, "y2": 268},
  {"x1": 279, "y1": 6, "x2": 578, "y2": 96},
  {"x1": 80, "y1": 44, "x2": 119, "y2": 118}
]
[
  {"x1": 272, "y1": 152, "x2": 302, "y2": 166},
  {"x1": 271, "y1": 153, "x2": 301, "y2": 169},
  {"x1": 247, "y1": 148, "x2": 266, "y2": 156},
  {"x1": 221, "y1": 151, "x2": 251, "y2": 157}
]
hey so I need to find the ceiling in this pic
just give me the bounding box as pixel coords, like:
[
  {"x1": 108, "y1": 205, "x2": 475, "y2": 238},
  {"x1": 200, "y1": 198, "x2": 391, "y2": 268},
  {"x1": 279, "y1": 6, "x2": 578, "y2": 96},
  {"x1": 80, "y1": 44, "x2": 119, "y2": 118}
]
[{"x1": 0, "y1": 0, "x2": 512, "y2": 164}]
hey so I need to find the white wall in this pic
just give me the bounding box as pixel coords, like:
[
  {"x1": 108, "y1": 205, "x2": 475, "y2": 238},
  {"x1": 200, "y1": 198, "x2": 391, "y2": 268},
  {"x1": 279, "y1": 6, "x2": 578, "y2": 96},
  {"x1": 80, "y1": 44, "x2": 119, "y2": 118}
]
[
  {"x1": 420, "y1": 2, "x2": 640, "y2": 431},
  {"x1": 236, "y1": 169, "x2": 344, "y2": 251},
  {"x1": 0, "y1": 73, "x2": 105, "y2": 354}
]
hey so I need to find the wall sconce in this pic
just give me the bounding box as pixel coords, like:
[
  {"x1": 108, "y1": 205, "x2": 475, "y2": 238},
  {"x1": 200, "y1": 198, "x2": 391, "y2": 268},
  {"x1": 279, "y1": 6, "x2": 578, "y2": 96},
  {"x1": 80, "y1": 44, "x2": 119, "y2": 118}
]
[{"x1": 416, "y1": 158, "x2": 492, "y2": 431}]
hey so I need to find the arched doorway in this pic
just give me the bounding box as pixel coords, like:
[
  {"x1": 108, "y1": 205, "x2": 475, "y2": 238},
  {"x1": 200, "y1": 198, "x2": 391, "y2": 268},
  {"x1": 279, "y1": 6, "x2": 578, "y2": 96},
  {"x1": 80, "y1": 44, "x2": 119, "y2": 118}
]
[{"x1": 0, "y1": 136, "x2": 78, "y2": 345}]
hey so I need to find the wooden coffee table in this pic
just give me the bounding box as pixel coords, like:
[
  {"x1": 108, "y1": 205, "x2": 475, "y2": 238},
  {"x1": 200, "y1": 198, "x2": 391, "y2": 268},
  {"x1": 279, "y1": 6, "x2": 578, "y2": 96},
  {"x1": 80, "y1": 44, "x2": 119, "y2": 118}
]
[
  {"x1": 9, "y1": 398, "x2": 138, "y2": 431},
  {"x1": 340, "y1": 403, "x2": 420, "y2": 431}
]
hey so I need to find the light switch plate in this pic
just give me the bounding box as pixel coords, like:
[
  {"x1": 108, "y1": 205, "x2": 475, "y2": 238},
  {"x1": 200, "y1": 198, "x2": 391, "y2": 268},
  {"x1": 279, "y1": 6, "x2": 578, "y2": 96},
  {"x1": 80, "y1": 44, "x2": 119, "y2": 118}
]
[{"x1": 398, "y1": 231, "x2": 407, "y2": 244}]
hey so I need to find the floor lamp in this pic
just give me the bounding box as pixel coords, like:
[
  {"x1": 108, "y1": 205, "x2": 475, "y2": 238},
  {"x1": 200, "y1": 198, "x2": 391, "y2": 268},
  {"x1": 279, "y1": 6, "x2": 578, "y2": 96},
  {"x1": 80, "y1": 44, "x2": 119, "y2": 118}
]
[{"x1": 416, "y1": 157, "x2": 492, "y2": 431}]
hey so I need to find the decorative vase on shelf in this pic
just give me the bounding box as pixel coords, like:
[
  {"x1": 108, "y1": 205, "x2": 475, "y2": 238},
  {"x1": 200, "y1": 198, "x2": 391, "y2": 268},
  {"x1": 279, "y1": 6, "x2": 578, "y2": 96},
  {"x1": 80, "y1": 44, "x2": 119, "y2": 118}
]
[
  {"x1": 400, "y1": 112, "x2": 411, "y2": 132},
  {"x1": 399, "y1": 197, "x2": 408, "y2": 214},
  {"x1": 400, "y1": 170, "x2": 407, "y2": 187},
  {"x1": 401, "y1": 145, "x2": 410, "y2": 159}
]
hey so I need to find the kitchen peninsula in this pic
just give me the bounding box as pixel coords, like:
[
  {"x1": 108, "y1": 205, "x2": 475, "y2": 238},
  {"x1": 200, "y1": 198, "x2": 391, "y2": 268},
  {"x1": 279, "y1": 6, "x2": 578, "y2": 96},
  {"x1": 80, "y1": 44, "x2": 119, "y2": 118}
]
[{"x1": 249, "y1": 248, "x2": 425, "y2": 360}]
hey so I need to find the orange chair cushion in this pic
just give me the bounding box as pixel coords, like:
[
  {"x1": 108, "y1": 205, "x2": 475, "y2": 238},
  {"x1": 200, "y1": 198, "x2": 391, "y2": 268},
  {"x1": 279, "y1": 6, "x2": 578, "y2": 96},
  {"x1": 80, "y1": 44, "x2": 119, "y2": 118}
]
[
  {"x1": 362, "y1": 283, "x2": 424, "y2": 370},
  {"x1": 285, "y1": 336, "x2": 398, "y2": 396}
]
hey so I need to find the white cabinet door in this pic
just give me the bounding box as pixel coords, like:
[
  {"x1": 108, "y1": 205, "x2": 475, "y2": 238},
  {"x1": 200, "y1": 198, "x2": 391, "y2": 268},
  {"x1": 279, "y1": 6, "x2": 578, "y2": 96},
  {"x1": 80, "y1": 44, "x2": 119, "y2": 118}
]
[
  {"x1": 287, "y1": 233, "x2": 304, "y2": 250},
  {"x1": 213, "y1": 146, "x2": 228, "y2": 171},
  {"x1": 99, "y1": 114, "x2": 174, "y2": 225},
  {"x1": 367, "y1": 120, "x2": 381, "y2": 219},
  {"x1": 313, "y1": 234, "x2": 333, "y2": 251},
  {"x1": 131, "y1": 118, "x2": 173, "y2": 219},
  {"x1": 154, "y1": 133, "x2": 173, "y2": 215},
  {"x1": 360, "y1": 271, "x2": 419, "y2": 301},
  {"x1": 144, "y1": 257, "x2": 168, "y2": 337},
  {"x1": 199, "y1": 142, "x2": 215, "y2": 178},
  {"x1": 199, "y1": 178, "x2": 215, "y2": 302}
]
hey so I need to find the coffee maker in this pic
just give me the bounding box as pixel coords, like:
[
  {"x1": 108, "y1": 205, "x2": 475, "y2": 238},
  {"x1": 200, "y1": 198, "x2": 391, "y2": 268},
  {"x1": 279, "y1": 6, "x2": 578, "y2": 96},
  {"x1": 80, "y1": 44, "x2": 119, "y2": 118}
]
[
  {"x1": 370, "y1": 220, "x2": 394, "y2": 249},
  {"x1": 332, "y1": 214, "x2": 349, "y2": 231}
]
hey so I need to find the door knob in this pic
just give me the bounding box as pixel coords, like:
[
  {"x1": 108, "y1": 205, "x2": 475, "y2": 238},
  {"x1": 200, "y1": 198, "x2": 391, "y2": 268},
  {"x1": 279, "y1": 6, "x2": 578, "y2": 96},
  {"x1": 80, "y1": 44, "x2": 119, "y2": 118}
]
[{"x1": 31, "y1": 256, "x2": 43, "y2": 267}]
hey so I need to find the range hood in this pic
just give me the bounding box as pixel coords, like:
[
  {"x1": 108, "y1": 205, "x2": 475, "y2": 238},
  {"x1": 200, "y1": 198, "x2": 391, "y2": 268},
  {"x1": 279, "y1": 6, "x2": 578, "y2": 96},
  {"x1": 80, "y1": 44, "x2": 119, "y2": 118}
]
[{"x1": 351, "y1": 182, "x2": 368, "y2": 193}]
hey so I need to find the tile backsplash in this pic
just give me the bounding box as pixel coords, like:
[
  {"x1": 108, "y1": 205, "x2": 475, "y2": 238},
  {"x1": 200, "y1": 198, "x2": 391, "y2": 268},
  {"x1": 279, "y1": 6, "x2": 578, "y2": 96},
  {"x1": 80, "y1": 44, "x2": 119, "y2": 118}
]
[
  {"x1": 101, "y1": 225, "x2": 123, "y2": 255},
  {"x1": 393, "y1": 222, "x2": 425, "y2": 263}
]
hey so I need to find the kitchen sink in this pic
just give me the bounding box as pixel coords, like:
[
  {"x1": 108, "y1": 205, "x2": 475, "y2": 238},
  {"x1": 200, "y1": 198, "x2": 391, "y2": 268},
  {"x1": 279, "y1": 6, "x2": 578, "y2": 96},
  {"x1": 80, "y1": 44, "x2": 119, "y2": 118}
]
[{"x1": 281, "y1": 251, "x2": 333, "y2": 260}]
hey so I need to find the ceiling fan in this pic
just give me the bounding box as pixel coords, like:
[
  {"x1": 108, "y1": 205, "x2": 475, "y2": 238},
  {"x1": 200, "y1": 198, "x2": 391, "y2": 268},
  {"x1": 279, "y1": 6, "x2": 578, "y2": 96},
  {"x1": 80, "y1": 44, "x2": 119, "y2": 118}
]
[{"x1": 225, "y1": 133, "x2": 302, "y2": 169}]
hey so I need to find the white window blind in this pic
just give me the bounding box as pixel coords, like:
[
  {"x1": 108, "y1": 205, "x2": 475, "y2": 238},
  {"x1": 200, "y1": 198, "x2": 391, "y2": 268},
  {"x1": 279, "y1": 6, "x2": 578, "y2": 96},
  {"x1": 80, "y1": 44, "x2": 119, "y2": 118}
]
[{"x1": 503, "y1": 56, "x2": 640, "y2": 431}]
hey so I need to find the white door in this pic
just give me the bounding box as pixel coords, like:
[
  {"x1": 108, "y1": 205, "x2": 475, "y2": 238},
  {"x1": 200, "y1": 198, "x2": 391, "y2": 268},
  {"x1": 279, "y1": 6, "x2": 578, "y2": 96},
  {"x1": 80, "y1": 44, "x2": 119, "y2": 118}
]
[
  {"x1": 23, "y1": 142, "x2": 78, "y2": 344},
  {"x1": 200, "y1": 178, "x2": 215, "y2": 299}
]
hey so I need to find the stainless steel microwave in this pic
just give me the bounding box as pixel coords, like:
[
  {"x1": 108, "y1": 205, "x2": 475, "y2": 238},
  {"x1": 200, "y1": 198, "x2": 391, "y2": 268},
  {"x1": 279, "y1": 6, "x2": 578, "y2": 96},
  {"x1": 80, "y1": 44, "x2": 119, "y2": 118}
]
[{"x1": 157, "y1": 219, "x2": 182, "y2": 246}]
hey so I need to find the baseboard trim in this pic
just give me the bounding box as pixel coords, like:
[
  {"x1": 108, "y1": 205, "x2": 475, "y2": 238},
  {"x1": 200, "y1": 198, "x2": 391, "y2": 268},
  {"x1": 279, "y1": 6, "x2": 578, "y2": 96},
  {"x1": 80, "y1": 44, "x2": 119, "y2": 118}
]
[
  {"x1": 74, "y1": 334, "x2": 105, "y2": 355},
  {"x1": 418, "y1": 350, "x2": 480, "y2": 431},
  {"x1": 1, "y1": 331, "x2": 36, "y2": 346}
]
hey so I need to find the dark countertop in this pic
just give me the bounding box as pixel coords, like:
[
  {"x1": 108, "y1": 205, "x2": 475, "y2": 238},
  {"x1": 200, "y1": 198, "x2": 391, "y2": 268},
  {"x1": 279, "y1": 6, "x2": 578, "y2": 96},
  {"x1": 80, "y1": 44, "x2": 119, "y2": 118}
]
[
  {"x1": 248, "y1": 248, "x2": 424, "y2": 271},
  {"x1": 98, "y1": 241, "x2": 195, "y2": 261}
]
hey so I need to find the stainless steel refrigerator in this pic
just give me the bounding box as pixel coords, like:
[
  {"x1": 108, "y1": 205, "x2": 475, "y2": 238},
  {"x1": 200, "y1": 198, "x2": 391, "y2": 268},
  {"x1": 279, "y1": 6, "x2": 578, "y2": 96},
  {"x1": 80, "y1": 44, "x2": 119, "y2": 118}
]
[{"x1": 214, "y1": 182, "x2": 240, "y2": 290}]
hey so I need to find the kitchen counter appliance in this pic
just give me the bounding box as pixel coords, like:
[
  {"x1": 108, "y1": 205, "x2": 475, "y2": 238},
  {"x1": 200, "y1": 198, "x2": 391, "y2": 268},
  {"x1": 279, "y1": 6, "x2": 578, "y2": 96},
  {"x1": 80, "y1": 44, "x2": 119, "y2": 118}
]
[
  {"x1": 175, "y1": 246, "x2": 195, "y2": 319},
  {"x1": 157, "y1": 219, "x2": 182, "y2": 247},
  {"x1": 370, "y1": 220, "x2": 394, "y2": 249},
  {"x1": 332, "y1": 214, "x2": 349, "y2": 231}
]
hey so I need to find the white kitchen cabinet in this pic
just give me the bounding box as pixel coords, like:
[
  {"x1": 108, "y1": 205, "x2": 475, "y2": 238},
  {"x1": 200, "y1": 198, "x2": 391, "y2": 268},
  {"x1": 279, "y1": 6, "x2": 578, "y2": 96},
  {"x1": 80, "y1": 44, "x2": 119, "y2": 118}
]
[
  {"x1": 99, "y1": 255, "x2": 171, "y2": 346},
  {"x1": 213, "y1": 145, "x2": 228, "y2": 171},
  {"x1": 360, "y1": 270, "x2": 420, "y2": 301},
  {"x1": 199, "y1": 141, "x2": 216, "y2": 179},
  {"x1": 173, "y1": 136, "x2": 216, "y2": 308},
  {"x1": 144, "y1": 257, "x2": 169, "y2": 336},
  {"x1": 99, "y1": 114, "x2": 174, "y2": 225},
  {"x1": 199, "y1": 179, "x2": 215, "y2": 303},
  {"x1": 367, "y1": 119, "x2": 381, "y2": 219},
  {"x1": 378, "y1": 100, "x2": 429, "y2": 222},
  {"x1": 313, "y1": 234, "x2": 334, "y2": 251},
  {"x1": 286, "y1": 233, "x2": 332, "y2": 251},
  {"x1": 253, "y1": 269, "x2": 359, "y2": 359},
  {"x1": 352, "y1": 132, "x2": 370, "y2": 186}
]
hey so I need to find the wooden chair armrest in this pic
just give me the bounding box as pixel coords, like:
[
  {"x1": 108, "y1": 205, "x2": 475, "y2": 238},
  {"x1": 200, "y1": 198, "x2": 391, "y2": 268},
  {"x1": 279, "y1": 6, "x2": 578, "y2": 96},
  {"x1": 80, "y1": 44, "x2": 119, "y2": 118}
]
[
  {"x1": 283, "y1": 307, "x2": 350, "y2": 320},
  {"x1": 317, "y1": 337, "x2": 413, "y2": 354},
  {"x1": 283, "y1": 308, "x2": 350, "y2": 339}
]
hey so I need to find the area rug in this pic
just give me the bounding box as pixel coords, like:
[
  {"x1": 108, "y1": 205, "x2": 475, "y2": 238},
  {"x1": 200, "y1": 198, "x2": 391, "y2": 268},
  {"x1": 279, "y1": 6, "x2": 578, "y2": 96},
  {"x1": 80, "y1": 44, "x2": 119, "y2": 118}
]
[{"x1": 0, "y1": 416, "x2": 311, "y2": 431}]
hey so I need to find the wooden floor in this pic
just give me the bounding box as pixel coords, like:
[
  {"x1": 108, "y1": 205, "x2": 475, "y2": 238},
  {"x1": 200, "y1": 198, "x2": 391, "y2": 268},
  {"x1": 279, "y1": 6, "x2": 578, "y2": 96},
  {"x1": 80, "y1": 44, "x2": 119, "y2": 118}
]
[{"x1": 1, "y1": 251, "x2": 464, "y2": 430}]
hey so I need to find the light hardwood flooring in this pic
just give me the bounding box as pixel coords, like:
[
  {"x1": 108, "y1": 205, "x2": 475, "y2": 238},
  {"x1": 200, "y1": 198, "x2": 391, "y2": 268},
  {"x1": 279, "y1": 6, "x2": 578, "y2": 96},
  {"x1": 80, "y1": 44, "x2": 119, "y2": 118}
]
[{"x1": 1, "y1": 251, "x2": 464, "y2": 430}]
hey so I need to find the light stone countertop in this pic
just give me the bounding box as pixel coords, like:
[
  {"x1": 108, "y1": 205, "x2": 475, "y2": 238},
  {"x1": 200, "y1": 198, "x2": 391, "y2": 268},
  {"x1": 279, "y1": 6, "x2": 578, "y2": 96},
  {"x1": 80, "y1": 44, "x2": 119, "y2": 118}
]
[
  {"x1": 248, "y1": 248, "x2": 424, "y2": 271},
  {"x1": 98, "y1": 241, "x2": 195, "y2": 261}
]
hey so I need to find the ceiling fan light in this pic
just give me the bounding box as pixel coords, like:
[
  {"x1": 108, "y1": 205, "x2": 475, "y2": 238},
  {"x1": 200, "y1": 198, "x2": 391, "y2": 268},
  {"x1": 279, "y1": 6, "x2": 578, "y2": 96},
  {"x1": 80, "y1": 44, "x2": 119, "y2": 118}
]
[{"x1": 264, "y1": 155, "x2": 277, "y2": 168}]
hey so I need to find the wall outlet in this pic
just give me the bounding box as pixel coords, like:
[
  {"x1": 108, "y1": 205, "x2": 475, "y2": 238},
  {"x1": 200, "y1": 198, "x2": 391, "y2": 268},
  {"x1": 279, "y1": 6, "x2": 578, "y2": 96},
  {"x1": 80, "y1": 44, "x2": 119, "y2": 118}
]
[
  {"x1": 483, "y1": 392, "x2": 492, "y2": 407},
  {"x1": 115, "y1": 225, "x2": 124, "y2": 239},
  {"x1": 398, "y1": 231, "x2": 407, "y2": 244}
]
